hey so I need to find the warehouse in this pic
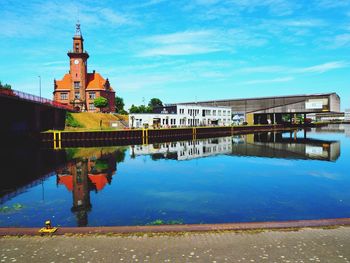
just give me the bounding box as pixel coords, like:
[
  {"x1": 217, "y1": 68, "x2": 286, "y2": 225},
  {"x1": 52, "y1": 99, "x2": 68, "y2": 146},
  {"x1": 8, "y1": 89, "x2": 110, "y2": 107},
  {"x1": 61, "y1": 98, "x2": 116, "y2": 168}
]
[{"x1": 179, "y1": 93, "x2": 341, "y2": 125}]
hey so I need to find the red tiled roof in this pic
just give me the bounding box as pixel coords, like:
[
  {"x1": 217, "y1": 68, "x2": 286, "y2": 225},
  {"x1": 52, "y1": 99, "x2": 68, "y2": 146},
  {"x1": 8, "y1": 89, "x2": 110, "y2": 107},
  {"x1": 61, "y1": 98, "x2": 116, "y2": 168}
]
[
  {"x1": 89, "y1": 174, "x2": 108, "y2": 191},
  {"x1": 57, "y1": 174, "x2": 109, "y2": 192},
  {"x1": 86, "y1": 72, "x2": 114, "y2": 91},
  {"x1": 55, "y1": 74, "x2": 72, "y2": 91},
  {"x1": 58, "y1": 175, "x2": 73, "y2": 191}
]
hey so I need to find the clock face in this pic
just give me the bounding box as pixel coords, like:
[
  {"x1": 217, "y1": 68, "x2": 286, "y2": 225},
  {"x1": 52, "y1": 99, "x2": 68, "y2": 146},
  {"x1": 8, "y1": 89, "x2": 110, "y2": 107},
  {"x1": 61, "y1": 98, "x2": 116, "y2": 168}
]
[{"x1": 74, "y1": 59, "x2": 79, "y2": 65}]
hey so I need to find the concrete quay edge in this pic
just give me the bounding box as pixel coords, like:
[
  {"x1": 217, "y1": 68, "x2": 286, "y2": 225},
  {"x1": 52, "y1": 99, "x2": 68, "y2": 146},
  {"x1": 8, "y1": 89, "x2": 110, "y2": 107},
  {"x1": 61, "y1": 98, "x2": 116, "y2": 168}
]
[{"x1": 1, "y1": 217, "x2": 350, "y2": 236}]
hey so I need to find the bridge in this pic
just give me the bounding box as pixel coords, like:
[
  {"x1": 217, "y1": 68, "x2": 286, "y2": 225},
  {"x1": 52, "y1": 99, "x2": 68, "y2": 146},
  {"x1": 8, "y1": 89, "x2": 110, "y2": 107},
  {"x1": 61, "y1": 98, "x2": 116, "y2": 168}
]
[{"x1": 0, "y1": 87, "x2": 74, "y2": 137}]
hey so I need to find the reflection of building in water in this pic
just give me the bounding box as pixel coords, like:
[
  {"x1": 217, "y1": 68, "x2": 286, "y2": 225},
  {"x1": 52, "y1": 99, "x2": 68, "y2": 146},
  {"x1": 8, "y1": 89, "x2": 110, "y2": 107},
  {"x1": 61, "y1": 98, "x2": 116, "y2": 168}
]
[
  {"x1": 131, "y1": 132, "x2": 340, "y2": 162},
  {"x1": 315, "y1": 124, "x2": 350, "y2": 138},
  {"x1": 231, "y1": 131, "x2": 340, "y2": 161},
  {"x1": 56, "y1": 150, "x2": 117, "y2": 226},
  {"x1": 131, "y1": 137, "x2": 232, "y2": 160}
]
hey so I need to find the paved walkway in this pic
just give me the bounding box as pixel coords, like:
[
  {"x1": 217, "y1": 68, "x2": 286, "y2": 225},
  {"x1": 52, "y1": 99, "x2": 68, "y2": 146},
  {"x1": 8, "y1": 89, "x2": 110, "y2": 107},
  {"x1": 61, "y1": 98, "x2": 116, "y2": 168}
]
[{"x1": 1, "y1": 227, "x2": 350, "y2": 262}]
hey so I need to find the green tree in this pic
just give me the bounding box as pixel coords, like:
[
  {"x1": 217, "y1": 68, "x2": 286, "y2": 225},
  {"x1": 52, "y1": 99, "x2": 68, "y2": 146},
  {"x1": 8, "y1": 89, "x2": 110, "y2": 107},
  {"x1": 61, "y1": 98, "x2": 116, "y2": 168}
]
[
  {"x1": 94, "y1": 97, "x2": 108, "y2": 111},
  {"x1": 118, "y1": 109, "x2": 128, "y2": 115},
  {"x1": 115, "y1": 96, "x2": 125, "y2": 113},
  {"x1": 138, "y1": 105, "x2": 148, "y2": 113},
  {"x1": 115, "y1": 147, "x2": 127, "y2": 163},
  {"x1": 148, "y1": 98, "x2": 163, "y2": 110},
  {"x1": 0, "y1": 81, "x2": 11, "y2": 89},
  {"x1": 129, "y1": 104, "x2": 139, "y2": 113},
  {"x1": 129, "y1": 104, "x2": 152, "y2": 113}
]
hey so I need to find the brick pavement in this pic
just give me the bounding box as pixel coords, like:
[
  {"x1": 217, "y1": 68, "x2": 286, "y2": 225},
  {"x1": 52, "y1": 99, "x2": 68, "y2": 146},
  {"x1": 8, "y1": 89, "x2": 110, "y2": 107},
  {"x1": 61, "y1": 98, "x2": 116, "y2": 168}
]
[{"x1": 1, "y1": 227, "x2": 350, "y2": 262}]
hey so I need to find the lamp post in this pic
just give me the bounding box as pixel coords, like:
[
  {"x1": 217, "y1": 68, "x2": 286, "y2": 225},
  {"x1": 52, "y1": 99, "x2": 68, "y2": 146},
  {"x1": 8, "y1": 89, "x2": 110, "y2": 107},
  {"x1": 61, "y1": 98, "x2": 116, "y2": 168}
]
[{"x1": 38, "y1": 75, "x2": 42, "y2": 102}]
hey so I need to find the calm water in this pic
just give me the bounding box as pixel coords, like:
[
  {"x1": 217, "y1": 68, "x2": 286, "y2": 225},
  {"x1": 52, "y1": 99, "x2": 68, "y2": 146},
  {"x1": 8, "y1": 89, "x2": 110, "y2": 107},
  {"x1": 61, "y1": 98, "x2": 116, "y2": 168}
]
[{"x1": 1, "y1": 125, "x2": 350, "y2": 227}]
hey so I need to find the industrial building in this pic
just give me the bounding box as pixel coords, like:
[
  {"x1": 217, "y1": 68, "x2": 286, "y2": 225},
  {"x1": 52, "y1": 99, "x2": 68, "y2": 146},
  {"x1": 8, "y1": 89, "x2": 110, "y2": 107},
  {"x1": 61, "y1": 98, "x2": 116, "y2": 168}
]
[{"x1": 179, "y1": 93, "x2": 341, "y2": 125}]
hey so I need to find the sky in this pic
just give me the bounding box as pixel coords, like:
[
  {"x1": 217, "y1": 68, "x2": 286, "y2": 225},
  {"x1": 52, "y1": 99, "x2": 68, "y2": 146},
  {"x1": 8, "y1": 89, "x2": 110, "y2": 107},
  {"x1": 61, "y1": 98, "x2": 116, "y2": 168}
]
[{"x1": 0, "y1": 0, "x2": 349, "y2": 110}]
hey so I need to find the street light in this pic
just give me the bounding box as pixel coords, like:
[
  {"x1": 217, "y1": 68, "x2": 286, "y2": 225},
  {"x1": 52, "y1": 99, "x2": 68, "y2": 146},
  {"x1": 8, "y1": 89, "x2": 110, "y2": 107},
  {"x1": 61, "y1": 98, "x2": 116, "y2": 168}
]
[{"x1": 38, "y1": 75, "x2": 42, "y2": 102}]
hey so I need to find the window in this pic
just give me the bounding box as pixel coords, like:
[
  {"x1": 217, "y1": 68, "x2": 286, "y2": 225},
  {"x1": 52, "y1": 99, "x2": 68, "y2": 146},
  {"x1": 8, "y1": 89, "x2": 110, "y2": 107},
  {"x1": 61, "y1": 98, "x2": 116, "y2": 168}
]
[
  {"x1": 74, "y1": 81, "x2": 80, "y2": 89},
  {"x1": 89, "y1": 103, "x2": 95, "y2": 111},
  {"x1": 74, "y1": 91, "x2": 80, "y2": 99},
  {"x1": 213, "y1": 110, "x2": 216, "y2": 115},
  {"x1": 75, "y1": 43, "x2": 79, "y2": 52},
  {"x1": 60, "y1": 93, "x2": 68, "y2": 100},
  {"x1": 89, "y1": 92, "x2": 96, "y2": 99}
]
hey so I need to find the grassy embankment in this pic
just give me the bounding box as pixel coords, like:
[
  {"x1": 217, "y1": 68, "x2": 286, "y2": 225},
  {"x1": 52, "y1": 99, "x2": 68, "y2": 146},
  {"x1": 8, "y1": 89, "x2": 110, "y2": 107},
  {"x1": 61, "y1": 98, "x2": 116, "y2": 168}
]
[{"x1": 65, "y1": 112, "x2": 128, "y2": 131}]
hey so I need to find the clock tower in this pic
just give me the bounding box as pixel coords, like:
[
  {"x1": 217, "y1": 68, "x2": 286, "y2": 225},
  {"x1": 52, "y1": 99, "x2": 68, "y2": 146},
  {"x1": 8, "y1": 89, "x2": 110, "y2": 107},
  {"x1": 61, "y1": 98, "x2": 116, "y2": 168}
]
[
  {"x1": 67, "y1": 22, "x2": 89, "y2": 111},
  {"x1": 53, "y1": 23, "x2": 116, "y2": 113}
]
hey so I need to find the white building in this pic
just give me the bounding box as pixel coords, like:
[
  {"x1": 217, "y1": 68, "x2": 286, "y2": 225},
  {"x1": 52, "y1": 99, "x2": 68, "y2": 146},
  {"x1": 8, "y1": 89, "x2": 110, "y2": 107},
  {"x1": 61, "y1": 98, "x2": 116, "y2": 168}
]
[
  {"x1": 345, "y1": 109, "x2": 350, "y2": 121},
  {"x1": 129, "y1": 104, "x2": 232, "y2": 128},
  {"x1": 130, "y1": 137, "x2": 232, "y2": 161}
]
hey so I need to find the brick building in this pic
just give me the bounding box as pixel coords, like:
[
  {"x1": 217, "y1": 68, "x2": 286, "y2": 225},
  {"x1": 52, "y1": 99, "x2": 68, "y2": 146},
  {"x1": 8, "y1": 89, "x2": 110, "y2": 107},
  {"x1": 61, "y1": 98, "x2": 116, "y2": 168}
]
[{"x1": 53, "y1": 23, "x2": 115, "y2": 112}]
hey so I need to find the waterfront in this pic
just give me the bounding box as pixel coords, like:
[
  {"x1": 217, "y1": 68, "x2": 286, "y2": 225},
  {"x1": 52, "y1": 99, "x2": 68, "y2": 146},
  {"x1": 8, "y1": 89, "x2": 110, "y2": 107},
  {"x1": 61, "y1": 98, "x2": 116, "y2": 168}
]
[{"x1": 1, "y1": 125, "x2": 350, "y2": 227}]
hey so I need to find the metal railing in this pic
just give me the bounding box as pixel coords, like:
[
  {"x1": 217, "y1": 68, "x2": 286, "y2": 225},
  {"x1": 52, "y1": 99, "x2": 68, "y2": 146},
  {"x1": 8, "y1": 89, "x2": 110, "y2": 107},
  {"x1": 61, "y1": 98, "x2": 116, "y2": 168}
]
[{"x1": 0, "y1": 87, "x2": 75, "y2": 111}]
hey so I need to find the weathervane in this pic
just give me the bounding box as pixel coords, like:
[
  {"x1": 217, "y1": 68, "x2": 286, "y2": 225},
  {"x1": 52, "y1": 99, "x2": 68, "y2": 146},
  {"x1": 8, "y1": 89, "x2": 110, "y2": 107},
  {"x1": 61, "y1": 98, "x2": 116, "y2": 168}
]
[{"x1": 75, "y1": 20, "x2": 81, "y2": 36}]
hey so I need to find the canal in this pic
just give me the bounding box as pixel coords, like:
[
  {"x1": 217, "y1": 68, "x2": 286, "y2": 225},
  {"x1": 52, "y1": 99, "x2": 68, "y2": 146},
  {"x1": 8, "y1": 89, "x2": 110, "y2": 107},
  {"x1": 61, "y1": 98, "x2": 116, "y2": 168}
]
[{"x1": 0, "y1": 125, "x2": 349, "y2": 227}]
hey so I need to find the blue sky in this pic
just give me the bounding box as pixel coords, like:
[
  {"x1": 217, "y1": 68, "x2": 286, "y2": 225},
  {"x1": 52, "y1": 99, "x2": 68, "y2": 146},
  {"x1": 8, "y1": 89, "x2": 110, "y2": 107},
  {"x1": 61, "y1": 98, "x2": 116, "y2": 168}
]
[{"x1": 0, "y1": 0, "x2": 349, "y2": 110}]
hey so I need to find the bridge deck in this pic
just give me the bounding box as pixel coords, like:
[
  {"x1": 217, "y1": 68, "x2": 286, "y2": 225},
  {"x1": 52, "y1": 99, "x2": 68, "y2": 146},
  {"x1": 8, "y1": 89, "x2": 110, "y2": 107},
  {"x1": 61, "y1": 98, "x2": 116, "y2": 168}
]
[{"x1": 0, "y1": 87, "x2": 75, "y2": 111}]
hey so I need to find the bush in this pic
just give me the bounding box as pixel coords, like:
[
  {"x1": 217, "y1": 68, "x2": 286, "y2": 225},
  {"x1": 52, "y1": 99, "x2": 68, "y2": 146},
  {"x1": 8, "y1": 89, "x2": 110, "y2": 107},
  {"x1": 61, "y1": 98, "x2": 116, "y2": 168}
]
[{"x1": 66, "y1": 112, "x2": 84, "y2": 128}]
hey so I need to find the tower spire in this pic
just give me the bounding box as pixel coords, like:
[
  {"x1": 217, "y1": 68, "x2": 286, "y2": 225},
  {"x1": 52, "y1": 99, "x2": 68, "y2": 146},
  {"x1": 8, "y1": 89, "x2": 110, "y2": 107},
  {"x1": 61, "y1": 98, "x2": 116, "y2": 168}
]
[{"x1": 75, "y1": 20, "x2": 81, "y2": 36}]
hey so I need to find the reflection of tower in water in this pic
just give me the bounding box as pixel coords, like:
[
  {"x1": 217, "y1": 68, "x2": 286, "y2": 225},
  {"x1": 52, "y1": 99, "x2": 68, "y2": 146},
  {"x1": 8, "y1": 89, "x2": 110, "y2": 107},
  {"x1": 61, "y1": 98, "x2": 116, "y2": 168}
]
[
  {"x1": 71, "y1": 159, "x2": 92, "y2": 227},
  {"x1": 56, "y1": 149, "x2": 121, "y2": 226}
]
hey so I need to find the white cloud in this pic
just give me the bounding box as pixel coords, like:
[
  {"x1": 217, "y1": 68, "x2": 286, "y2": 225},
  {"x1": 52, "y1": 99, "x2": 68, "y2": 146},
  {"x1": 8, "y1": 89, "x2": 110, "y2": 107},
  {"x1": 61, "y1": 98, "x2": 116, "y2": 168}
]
[
  {"x1": 294, "y1": 61, "x2": 348, "y2": 73},
  {"x1": 129, "y1": 0, "x2": 167, "y2": 8},
  {"x1": 230, "y1": 0, "x2": 298, "y2": 16},
  {"x1": 145, "y1": 30, "x2": 215, "y2": 45},
  {"x1": 138, "y1": 29, "x2": 267, "y2": 57},
  {"x1": 194, "y1": 0, "x2": 221, "y2": 5},
  {"x1": 0, "y1": 2, "x2": 134, "y2": 38},
  {"x1": 242, "y1": 77, "x2": 294, "y2": 85},
  {"x1": 239, "y1": 66, "x2": 285, "y2": 73},
  {"x1": 317, "y1": 0, "x2": 350, "y2": 8},
  {"x1": 240, "y1": 61, "x2": 349, "y2": 75},
  {"x1": 99, "y1": 8, "x2": 134, "y2": 26},
  {"x1": 42, "y1": 61, "x2": 66, "y2": 66},
  {"x1": 138, "y1": 30, "x2": 227, "y2": 57},
  {"x1": 332, "y1": 34, "x2": 350, "y2": 48},
  {"x1": 139, "y1": 44, "x2": 222, "y2": 57},
  {"x1": 283, "y1": 19, "x2": 326, "y2": 27}
]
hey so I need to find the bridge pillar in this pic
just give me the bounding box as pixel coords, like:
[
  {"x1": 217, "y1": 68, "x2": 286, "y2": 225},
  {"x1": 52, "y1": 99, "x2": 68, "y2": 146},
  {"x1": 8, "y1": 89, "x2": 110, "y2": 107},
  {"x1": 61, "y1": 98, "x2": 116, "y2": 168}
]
[
  {"x1": 34, "y1": 105, "x2": 42, "y2": 132},
  {"x1": 53, "y1": 109, "x2": 66, "y2": 130}
]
